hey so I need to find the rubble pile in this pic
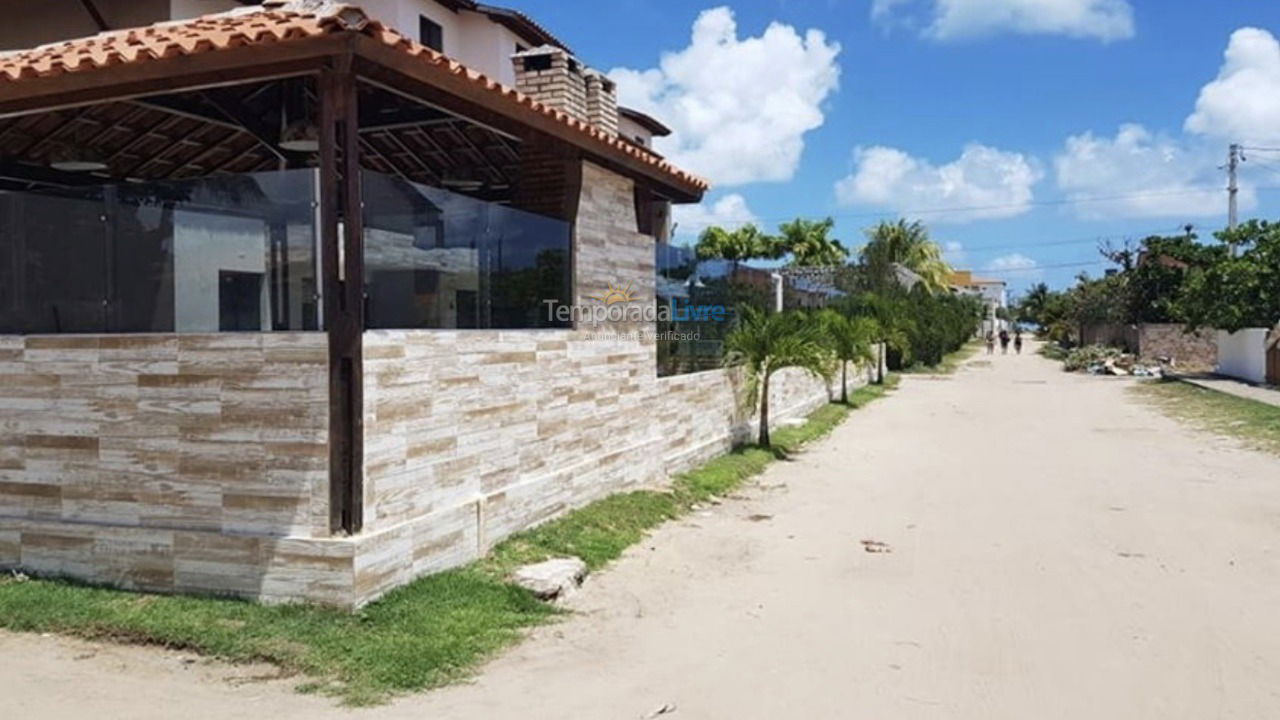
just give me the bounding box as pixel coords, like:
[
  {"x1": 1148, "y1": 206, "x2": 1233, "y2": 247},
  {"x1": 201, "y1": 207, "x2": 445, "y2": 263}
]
[{"x1": 1062, "y1": 345, "x2": 1164, "y2": 378}]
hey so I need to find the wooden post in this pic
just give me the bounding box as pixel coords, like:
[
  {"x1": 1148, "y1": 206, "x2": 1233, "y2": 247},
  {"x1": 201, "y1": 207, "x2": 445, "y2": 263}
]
[{"x1": 319, "y1": 57, "x2": 365, "y2": 535}]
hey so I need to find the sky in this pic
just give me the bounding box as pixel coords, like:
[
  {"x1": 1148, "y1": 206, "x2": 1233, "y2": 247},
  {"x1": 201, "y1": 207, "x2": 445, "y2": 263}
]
[{"x1": 516, "y1": 0, "x2": 1280, "y2": 297}]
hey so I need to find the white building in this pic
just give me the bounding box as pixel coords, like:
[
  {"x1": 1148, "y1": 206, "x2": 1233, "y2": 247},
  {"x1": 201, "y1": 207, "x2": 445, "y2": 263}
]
[{"x1": 950, "y1": 270, "x2": 1008, "y2": 335}]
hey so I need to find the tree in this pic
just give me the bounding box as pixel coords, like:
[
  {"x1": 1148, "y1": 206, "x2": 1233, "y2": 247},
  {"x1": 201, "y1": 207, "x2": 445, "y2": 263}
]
[
  {"x1": 1099, "y1": 232, "x2": 1227, "y2": 324},
  {"x1": 1016, "y1": 282, "x2": 1053, "y2": 325},
  {"x1": 1178, "y1": 220, "x2": 1280, "y2": 332},
  {"x1": 818, "y1": 310, "x2": 878, "y2": 403},
  {"x1": 1065, "y1": 272, "x2": 1126, "y2": 343},
  {"x1": 858, "y1": 219, "x2": 952, "y2": 293},
  {"x1": 695, "y1": 224, "x2": 780, "y2": 270},
  {"x1": 724, "y1": 307, "x2": 833, "y2": 447},
  {"x1": 777, "y1": 217, "x2": 848, "y2": 267}
]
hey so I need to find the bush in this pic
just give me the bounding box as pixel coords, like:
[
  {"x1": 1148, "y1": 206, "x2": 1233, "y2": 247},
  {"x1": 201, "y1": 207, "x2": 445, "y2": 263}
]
[{"x1": 1062, "y1": 344, "x2": 1125, "y2": 372}]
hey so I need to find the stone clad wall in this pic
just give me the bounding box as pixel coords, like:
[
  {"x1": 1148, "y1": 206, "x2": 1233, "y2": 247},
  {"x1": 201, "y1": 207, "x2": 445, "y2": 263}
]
[
  {"x1": 348, "y1": 162, "x2": 844, "y2": 604},
  {"x1": 1137, "y1": 323, "x2": 1217, "y2": 371},
  {"x1": 0, "y1": 332, "x2": 352, "y2": 602},
  {"x1": 0, "y1": 333, "x2": 330, "y2": 537},
  {"x1": 655, "y1": 365, "x2": 849, "y2": 475}
]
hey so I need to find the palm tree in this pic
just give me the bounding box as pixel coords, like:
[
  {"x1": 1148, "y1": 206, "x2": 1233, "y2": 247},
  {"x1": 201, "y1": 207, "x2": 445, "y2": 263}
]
[
  {"x1": 695, "y1": 224, "x2": 781, "y2": 270},
  {"x1": 724, "y1": 306, "x2": 833, "y2": 447},
  {"x1": 818, "y1": 310, "x2": 879, "y2": 403},
  {"x1": 859, "y1": 219, "x2": 952, "y2": 293},
  {"x1": 777, "y1": 217, "x2": 848, "y2": 267}
]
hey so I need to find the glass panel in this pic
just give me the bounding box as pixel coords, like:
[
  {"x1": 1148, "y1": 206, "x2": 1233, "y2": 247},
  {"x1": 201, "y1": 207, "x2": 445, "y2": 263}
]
[
  {"x1": 362, "y1": 172, "x2": 570, "y2": 330},
  {"x1": 4, "y1": 190, "x2": 109, "y2": 333},
  {"x1": 0, "y1": 169, "x2": 319, "y2": 334},
  {"x1": 656, "y1": 244, "x2": 740, "y2": 377}
]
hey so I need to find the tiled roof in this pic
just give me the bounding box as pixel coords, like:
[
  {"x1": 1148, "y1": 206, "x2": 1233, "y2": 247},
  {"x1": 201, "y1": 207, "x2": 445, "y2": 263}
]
[{"x1": 0, "y1": 1, "x2": 708, "y2": 194}]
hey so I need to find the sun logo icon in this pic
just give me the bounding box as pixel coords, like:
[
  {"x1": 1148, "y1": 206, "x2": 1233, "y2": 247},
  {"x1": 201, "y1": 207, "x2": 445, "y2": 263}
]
[{"x1": 589, "y1": 282, "x2": 637, "y2": 305}]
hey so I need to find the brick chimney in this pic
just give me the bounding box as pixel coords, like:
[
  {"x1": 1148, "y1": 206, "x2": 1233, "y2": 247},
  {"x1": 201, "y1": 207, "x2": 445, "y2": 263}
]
[
  {"x1": 513, "y1": 46, "x2": 587, "y2": 124},
  {"x1": 583, "y1": 70, "x2": 619, "y2": 136}
]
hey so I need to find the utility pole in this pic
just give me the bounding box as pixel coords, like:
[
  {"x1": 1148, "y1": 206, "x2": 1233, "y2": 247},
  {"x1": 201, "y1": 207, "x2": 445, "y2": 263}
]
[{"x1": 1227, "y1": 143, "x2": 1241, "y2": 231}]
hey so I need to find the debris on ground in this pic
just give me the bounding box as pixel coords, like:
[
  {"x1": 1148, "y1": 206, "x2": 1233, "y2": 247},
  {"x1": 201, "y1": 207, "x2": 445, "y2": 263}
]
[
  {"x1": 861, "y1": 539, "x2": 892, "y2": 554},
  {"x1": 511, "y1": 557, "x2": 588, "y2": 601},
  {"x1": 1061, "y1": 344, "x2": 1163, "y2": 378},
  {"x1": 643, "y1": 702, "x2": 678, "y2": 718},
  {"x1": 746, "y1": 514, "x2": 773, "y2": 522}
]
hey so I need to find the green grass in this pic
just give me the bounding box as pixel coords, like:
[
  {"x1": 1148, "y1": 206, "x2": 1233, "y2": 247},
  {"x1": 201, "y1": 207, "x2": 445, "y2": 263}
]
[
  {"x1": 1130, "y1": 379, "x2": 1280, "y2": 457},
  {"x1": 899, "y1": 340, "x2": 983, "y2": 375},
  {"x1": 0, "y1": 382, "x2": 897, "y2": 706}
]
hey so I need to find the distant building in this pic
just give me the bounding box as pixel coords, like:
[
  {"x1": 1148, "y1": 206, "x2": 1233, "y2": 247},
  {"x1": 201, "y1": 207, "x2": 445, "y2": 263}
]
[{"x1": 950, "y1": 270, "x2": 1008, "y2": 334}]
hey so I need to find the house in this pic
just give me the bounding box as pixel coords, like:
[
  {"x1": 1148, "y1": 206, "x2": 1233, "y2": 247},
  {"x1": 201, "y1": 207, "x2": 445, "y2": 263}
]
[
  {"x1": 0, "y1": 1, "x2": 839, "y2": 607},
  {"x1": 949, "y1": 270, "x2": 1007, "y2": 334}
]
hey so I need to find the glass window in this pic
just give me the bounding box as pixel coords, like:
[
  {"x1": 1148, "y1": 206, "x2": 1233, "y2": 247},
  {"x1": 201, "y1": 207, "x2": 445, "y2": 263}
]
[
  {"x1": 362, "y1": 172, "x2": 571, "y2": 330},
  {"x1": 419, "y1": 16, "x2": 444, "y2": 52},
  {"x1": 0, "y1": 169, "x2": 320, "y2": 335},
  {"x1": 4, "y1": 190, "x2": 109, "y2": 333}
]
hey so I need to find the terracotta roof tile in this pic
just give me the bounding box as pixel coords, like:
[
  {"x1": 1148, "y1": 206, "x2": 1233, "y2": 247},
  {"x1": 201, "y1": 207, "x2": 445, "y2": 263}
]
[{"x1": 0, "y1": 2, "x2": 708, "y2": 195}]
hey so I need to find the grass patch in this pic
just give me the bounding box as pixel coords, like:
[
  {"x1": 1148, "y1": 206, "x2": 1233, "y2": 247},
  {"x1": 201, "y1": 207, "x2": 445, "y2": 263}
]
[
  {"x1": 900, "y1": 340, "x2": 983, "y2": 375},
  {"x1": 1130, "y1": 379, "x2": 1280, "y2": 456},
  {"x1": 0, "y1": 384, "x2": 895, "y2": 706}
]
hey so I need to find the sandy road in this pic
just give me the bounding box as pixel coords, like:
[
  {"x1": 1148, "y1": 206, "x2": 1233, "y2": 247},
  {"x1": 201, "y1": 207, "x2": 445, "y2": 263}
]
[{"x1": 5, "y1": 346, "x2": 1280, "y2": 719}]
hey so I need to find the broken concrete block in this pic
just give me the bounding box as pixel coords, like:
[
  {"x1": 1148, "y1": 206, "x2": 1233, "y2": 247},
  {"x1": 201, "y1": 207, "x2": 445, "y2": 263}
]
[{"x1": 511, "y1": 557, "x2": 588, "y2": 600}]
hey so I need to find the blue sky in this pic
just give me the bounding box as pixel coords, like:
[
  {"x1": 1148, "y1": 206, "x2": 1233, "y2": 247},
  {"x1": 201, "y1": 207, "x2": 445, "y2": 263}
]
[{"x1": 519, "y1": 0, "x2": 1280, "y2": 296}]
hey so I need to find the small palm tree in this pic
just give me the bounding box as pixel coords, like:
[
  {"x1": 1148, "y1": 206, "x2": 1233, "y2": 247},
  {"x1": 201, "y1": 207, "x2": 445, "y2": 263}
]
[
  {"x1": 859, "y1": 219, "x2": 952, "y2": 293},
  {"x1": 778, "y1": 217, "x2": 848, "y2": 267},
  {"x1": 724, "y1": 306, "x2": 833, "y2": 447},
  {"x1": 819, "y1": 310, "x2": 879, "y2": 403}
]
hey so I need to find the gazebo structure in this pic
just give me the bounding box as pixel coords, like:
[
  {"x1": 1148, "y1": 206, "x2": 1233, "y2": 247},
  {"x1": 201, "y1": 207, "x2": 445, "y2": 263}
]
[
  {"x1": 0, "y1": 1, "x2": 721, "y2": 606},
  {"x1": 0, "y1": 0, "x2": 851, "y2": 610}
]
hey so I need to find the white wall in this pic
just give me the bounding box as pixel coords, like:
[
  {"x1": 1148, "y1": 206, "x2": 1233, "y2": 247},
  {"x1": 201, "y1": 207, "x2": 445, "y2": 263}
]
[
  {"x1": 169, "y1": 0, "x2": 241, "y2": 20},
  {"x1": 173, "y1": 211, "x2": 270, "y2": 332},
  {"x1": 1216, "y1": 328, "x2": 1269, "y2": 384},
  {"x1": 354, "y1": 0, "x2": 523, "y2": 85},
  {"x1": 618, "y1": 115, "x2": 654, "y2": 149}
]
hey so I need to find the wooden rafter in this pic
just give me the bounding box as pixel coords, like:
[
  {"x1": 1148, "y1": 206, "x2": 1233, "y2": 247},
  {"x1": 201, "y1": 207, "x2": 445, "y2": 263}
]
[{"x1": 78, "y1": 0, "x2": 109, "y2": 32}]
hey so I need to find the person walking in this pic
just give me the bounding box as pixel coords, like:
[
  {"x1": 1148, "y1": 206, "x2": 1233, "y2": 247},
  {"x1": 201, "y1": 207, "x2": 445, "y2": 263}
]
[
  {"x1": 999, "y1": 329, "x2": 1010, "y2": 355},
  {"x1": 986, "y1": 331, "x2": 996, "y2": 355},
  {"x1": 1014, "y1": 330, "x2": 1023, "y2": 355}
]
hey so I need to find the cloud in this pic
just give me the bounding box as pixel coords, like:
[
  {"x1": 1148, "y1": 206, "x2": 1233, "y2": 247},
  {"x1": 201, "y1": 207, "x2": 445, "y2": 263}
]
[
  {"x1": 872, "y1": 0, "x2": 1135, "y2": 42},
  {"x1": 1185, "y1": 27, "x2": 1280, "y2": 145},
  {"x1": 671, "y1": 193, "x2": 759, "y2": 240},
  {"x1": 1053, "y1": 124, "x2": 1251, "y2": 219},
  {"x1": 943, "y1": 240, "x2": 967, "y2": 265},
  {"x1": 987, "y1": 253, "x2": 1041, "y2": 277},
  {"x1": 609, "y1": 7, "x2": 841, "y2": 187},
  {"x1": 834, "y1": 143, "x2": 1042, "y2": 223}
]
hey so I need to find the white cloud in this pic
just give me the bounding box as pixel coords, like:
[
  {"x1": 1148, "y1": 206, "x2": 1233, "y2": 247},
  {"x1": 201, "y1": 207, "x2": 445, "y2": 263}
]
[
  {"x1": 834, "y1": 143, "x2": 1042, "y2": 223},
  {"x1": 671, "y1": 193, "x2": 759, "y2": 240},
  {"x1": 1053, "y1": 123, "x2": 1251, "y2": 219},
  {"x1": 609, "y1": 7, "x2": 841, "y2": 187},
  {"x1": 987, "y1": 253, "x2": 1041, "y2": 278},
  {"x1": 872, "y1": 0, "x2": 1135, "y2": 42},
  {"x1": 1185, "y1": 27, "x2": 1280, "y2": 145},
  {"x1": 943, "y1": 240, "x2": 967, "y2": 265}
]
